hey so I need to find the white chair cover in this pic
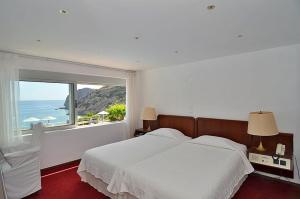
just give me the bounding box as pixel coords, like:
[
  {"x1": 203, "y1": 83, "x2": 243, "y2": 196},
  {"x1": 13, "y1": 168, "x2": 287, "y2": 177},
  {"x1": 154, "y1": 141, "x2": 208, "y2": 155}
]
[{"x1": 1, "y1": 123, "x2": 44, "y2": 199}]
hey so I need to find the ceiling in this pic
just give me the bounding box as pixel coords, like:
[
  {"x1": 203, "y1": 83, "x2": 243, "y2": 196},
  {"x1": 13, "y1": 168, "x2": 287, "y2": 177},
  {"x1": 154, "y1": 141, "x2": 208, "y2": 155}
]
[{"x1": 0, "y1": 0, "x2": 299, "y2": 70}]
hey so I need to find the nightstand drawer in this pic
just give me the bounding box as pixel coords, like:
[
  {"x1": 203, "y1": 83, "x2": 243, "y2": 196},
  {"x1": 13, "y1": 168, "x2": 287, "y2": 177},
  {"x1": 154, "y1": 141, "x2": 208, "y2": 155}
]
[{"x1": 249, "y1": 153, "x2": 291, "y2": 171}]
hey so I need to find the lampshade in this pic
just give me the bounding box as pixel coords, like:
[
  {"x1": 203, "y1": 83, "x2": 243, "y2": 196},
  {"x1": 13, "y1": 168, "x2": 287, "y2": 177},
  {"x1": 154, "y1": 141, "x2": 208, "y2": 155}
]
[
  {"x1": 247, "y1": 111, "x2": 278, "y2": 136},
  {"x1": 141, "y1": 107, "x2": 157, "y2": 120}
]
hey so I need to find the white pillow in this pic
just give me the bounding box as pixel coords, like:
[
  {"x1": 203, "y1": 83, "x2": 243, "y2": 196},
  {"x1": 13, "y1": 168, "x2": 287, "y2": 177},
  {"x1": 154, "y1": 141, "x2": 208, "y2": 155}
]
[
  {"x1": 148, "y1": 128, "x2": 191, "y2": 140},
  {"x1": 189, "y1": 135, "x2": 247, "y2": 154}
]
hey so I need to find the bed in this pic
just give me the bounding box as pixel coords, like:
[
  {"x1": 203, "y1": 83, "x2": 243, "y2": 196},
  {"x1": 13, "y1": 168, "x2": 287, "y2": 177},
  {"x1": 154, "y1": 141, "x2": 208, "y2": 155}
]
[
  {"x1": 108, "y1": 135, "x2": 254, "y2": 199},
  {"x1": 79, "y1": 115, "x2": 255, "y2": 199},
  {"x1": 77, "y1": 115, "x2": 196, "y2": 198},
  {"x1": 107, "y1": 116, "x2": 254, "y2": 199}
]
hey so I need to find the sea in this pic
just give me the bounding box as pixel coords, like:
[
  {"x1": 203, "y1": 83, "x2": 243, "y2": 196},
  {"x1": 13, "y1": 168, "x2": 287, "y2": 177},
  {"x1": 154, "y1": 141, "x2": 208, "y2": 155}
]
[{"x1": 20, "y1": 100, "x2": 70, "y2": 129}]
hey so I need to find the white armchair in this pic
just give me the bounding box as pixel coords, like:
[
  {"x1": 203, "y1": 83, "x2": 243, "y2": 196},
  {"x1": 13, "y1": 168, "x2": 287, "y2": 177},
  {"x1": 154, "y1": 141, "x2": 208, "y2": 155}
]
[
  {"x1": 0, "y1": 123, "x2": 43, "y2": 199},
  {"x1": 2, "y1": 145, "x2": 41, "y2": 199},
  {"x1": 0, "y1": 151, "x2": 9, "y2": 199}
]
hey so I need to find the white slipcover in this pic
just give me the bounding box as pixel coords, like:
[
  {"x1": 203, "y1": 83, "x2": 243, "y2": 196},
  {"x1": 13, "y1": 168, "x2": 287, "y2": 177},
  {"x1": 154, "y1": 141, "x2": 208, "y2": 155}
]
[
  {"x1": 0, "y1": 123, "x2": 43, "y2": 199},
  {"x1": 1, "y1": 144, "x2": 41, "y2": 199}
]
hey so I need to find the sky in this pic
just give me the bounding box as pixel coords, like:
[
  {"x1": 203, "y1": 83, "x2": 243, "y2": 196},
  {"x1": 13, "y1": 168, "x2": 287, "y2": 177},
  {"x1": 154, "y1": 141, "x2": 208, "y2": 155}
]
[
  {"x1": 77, "y1": 84, "x2": 103, "y2": 90},
  {"x1": 20, "y1": 81, "x2": 70, "y2": 101},
  {"x1": 19, "y1": 82, "x2": 103, "y2": 101}
]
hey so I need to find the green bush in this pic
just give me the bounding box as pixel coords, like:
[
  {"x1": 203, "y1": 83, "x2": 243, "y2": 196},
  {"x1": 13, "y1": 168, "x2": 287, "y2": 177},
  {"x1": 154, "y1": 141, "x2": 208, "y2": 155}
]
[
  {"x1": 106, "y1": 104, "x2": 126, "y2": 121},
  {"x1": 86, "y1": 112, "x2": 95, "y2": 117},
  {"x1": 77, "y1": 112, "x2": 99, "y2": 123},
  {"x1": 77, "y1": 116, "x2": 90, "y2": 122}
]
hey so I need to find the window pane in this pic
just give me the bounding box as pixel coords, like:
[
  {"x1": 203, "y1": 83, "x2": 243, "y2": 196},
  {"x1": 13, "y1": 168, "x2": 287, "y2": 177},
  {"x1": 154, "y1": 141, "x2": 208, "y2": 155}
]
[
  {"x1": 19, "y1": 81, "x2": 74, "y2": 130},
  {"x1": 76, "y1": 84, "x2": 126, "y2": 126}
]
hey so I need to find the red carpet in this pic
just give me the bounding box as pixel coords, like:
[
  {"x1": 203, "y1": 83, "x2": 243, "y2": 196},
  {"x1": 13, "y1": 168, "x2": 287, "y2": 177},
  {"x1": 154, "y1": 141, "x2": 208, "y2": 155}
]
[
  {"x1": 233, "y1": 174, "x2": 300, "y2": 199},
  {"x1": 26, "y1": 164, "x2": 300, "y2": 199},
  {"x1": 26, "y1": 166, "x2": 108, "y2": 199}
]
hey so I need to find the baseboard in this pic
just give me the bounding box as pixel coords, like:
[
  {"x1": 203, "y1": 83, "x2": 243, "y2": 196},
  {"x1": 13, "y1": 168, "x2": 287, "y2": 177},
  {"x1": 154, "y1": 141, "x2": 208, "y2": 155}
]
[
  {"x1": 40, "y1": 159, "x2": 81, "y2": 176},
  {"x1": 254, "y1": 171, "x2": 300, "y2": 185}
]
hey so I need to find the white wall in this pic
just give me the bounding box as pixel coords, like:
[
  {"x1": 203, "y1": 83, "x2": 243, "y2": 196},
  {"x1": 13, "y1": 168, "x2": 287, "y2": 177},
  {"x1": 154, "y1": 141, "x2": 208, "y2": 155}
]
[
  {"x1": 38, "y1": 122, "x2": 127, "y2": 169},
  {"x1": 136, "y1": 44, "x2": 300, "y2": 183},
  {"x1": 23, "y1": 122, "x2": 127, "y2": 169},
  {"x1": 16, "y1": 53, "x2": 133, "y2": 79}
]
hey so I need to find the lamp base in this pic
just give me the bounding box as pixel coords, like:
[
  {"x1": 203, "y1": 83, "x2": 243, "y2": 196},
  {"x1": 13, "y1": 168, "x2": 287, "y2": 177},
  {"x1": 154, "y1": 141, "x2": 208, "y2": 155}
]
[
  {"x1": 146, "y1": 120, "x2": 151, "y2": 131},
  {"x1": 256, "y1": 140, "x2": 266, "y2": 152}
]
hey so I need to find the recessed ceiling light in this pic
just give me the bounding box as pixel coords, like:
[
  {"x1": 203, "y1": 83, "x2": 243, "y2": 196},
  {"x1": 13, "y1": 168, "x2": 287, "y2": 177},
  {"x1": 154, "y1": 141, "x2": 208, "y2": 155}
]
[
  {"x1": 59, "y1": 9, "x2": 69, "y2": 15},
  {"x1": 207, "y1": 5, "x2": 216, "y2": 10},
  {"x1": 237, "y1": 34, "x2": 244, "y2": 38}
]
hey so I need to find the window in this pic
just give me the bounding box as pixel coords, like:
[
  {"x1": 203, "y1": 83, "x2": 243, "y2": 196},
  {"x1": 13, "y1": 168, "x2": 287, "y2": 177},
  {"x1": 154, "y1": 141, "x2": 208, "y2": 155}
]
[
  {"x1": 19, "y1": 78, "x2": 126, "y2": 131},
  {"x1": 76, "y1": 84, "x2": 126, "y2": 126},
  {"x1": 19, "y1": 81, "x2": 75, "y2": 130}
]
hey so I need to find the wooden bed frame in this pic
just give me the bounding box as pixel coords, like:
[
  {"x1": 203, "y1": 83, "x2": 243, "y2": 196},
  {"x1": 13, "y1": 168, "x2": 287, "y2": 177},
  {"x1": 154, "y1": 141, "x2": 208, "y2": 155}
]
[
  {"x1": 196, "y1": 117, "x2": 293, "y2": 155},
  {"x1": 145, "y1": 114, "x2": 293, "y2": 156},
  {"x1": 144, "y1": 115, "x2": 294, "y2": 155},
  {"x1": 196, "y1": 116, "x2": 294, "y2": 178},
  {"x1": 196, "y1": 117, "x2": 249, "y2": 144},
  {"x1": 145, "y1": 114, "x2": 294, "y2": 178}
]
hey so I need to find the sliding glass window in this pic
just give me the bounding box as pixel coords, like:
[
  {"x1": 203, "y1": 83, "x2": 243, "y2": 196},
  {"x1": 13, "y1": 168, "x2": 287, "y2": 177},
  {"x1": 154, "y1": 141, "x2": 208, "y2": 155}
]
[
  {"x1": 19, "y1": 81, "x2": 126, "y2": 131},
  {"x1": 19, "y1": 70, "x2": 127, "y2": 131},
  {"x1": 19, "y1": 81, "x2": 75, "y2": 130},
  {"x1": 76, "y1": 84, "x2": 126, "y2": 126}
]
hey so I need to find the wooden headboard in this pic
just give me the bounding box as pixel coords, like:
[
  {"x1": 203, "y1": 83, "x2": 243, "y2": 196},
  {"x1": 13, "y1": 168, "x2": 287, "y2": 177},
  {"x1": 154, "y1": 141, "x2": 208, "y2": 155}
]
[
  {"x1": 196, "y1": 117, "x2": 250, "y2": 146},
  {"x1": 196, "y1": 117, "x2": 294, "y2": 178},
  {"x1": 144, "y1": 114, "x2": 196, "y2": 138},
  {"x1": 196, "y1": 117, "x2": 293, "y2": 155},
  {"x1": 143, "y1": 115, "x2": 293, "y2": 155}
]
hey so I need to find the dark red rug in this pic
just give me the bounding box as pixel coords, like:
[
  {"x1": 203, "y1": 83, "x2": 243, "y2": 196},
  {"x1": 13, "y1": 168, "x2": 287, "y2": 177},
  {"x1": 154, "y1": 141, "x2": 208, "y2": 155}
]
[
  {"x1": 26, "y1": 165, "x2": 300, "y2": 199},
  {"x1": 26, "y1": 166, "x2": 108, "y2": 199},
  {"x1": 233, "y1": 174, "x2": 300, "y2": 199}
]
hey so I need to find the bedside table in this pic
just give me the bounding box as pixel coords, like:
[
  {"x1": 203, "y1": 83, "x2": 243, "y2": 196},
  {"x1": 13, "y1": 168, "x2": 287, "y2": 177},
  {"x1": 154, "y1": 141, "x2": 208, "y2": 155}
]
[
  {"x1": 248, "y1": 147, "x2": 294, "y2": 178},
  {"x1": 134, "y1": 128, "x2": 151, "y2": 137}
]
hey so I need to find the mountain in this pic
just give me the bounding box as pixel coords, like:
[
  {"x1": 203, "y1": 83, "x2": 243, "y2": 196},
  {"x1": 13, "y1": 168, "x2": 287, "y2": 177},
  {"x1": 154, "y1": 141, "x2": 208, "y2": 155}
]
[
  {"x1": 64, "y1": 87, "x2": 93, "y2": 109},
  {"x1": 64, "y1": 86, "x2": 126, "y2": 115}
]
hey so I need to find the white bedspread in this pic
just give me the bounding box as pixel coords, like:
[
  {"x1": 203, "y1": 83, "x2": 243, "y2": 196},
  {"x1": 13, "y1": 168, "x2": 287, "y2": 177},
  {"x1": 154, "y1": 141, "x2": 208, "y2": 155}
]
[
  {"x1": 78, "y1": 129, "x2": 190, "y2": 184},
  {"x1": 108, "y1": 136, "x2": 254, "y2": 199}
]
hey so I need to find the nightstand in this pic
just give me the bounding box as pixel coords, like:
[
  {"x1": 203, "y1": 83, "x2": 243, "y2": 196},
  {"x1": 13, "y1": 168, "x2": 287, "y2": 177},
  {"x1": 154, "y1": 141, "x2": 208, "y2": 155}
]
[
  {"x1": 134, "y1": 128, "x2": 151, "y2": 137},
  {"x1": 248, "y1": 147, "x2": 294, "y2": 178}
]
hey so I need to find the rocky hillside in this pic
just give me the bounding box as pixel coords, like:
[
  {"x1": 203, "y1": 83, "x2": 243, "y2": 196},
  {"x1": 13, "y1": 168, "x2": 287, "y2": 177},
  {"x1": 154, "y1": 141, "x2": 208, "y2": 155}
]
[
  {"x1": 64, "y1": 86, "x2": 126, "y2": 115},
  {"x1": 64, "y1": 88, "x2": 93, "y2": 109}
]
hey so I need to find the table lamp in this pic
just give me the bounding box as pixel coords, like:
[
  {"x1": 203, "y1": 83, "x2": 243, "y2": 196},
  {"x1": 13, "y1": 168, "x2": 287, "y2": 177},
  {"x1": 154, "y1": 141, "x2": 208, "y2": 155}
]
[
  {"x1": 141, "y1": 107, "x2": 157, "y2": 131},
  {"x1": 247, "y1": 111, "x2": 279, "y2": 152}
]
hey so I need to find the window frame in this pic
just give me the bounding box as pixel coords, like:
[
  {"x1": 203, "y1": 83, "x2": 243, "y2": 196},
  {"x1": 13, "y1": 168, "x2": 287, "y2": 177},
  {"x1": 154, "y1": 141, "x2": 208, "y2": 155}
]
[
  {"x1": 20, "y1": 76, "x2": 127, "y2": 133},
  {"x1": 74, "y1": 82, "x2": 126, "y2": 126},
  {"x1": 20, "y1": 80, "x2": 76, "y2": 133}
]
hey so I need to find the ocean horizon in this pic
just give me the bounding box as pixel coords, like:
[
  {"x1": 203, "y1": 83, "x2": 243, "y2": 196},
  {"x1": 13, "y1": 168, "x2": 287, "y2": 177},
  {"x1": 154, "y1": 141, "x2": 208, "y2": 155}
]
[{"x1": 20, "y1": 100, "x2": 70, "y2": 129}]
